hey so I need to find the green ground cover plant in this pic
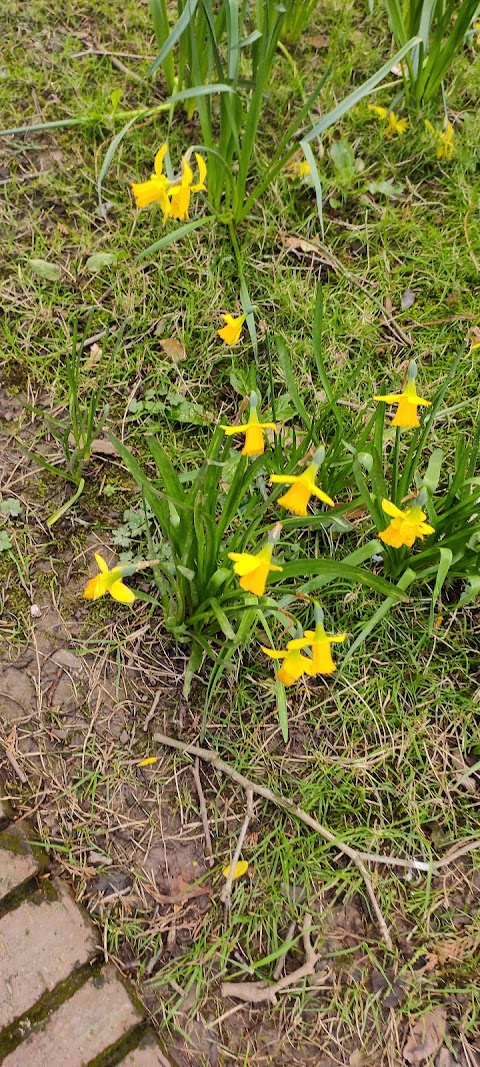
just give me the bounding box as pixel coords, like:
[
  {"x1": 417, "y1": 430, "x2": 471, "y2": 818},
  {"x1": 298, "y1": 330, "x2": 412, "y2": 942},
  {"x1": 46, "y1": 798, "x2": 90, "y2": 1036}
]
[{"x1": 1, "y1": 0, "x2": 480, "y2": 1062}]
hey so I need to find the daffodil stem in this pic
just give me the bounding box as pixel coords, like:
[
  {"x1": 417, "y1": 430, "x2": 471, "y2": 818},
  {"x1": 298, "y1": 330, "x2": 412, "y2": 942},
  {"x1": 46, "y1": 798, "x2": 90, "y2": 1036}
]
[
  {"x1": 391, "y1": 427, "x2": 401, "y2": 506},
  {"x1": 46, "y1": 478, "x2": 85, "y2": 528},
  {"x1": 227, "y1": 221, "x2": 258, "y2": 360}
]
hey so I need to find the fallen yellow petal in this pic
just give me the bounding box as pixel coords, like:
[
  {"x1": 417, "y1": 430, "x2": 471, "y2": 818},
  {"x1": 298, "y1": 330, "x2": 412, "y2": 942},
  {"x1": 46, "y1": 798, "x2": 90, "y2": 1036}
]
[
  {"x1": 138, "y1": 756, "x2": 158, "y2": 767},
  {"x1": 222, "y1": 860, "x2": 249, "y2": 880}
]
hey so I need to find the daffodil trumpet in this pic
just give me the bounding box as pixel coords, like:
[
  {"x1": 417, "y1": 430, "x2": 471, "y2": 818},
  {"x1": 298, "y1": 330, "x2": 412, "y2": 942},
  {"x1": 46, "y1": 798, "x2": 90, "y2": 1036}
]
[
  {"x1": 302, "y1": 604, "x2": 346, "y2": 674},
  {"x1": 378, "y1": 492, "x2": 434, "y2": 549},
  {"x1": 374, "y1": 361, "x2": 431, "y2": 429},
  {"x1": 228, "y1": 522, "x2": 283, "y2": 597},
  {"x1": 262, "y1": 631, "x2": 315, "y2": 687},
  {"x1": 270, "y1": 446, "x2": 334, "y2": 516},
  {"x1": 221, "y1": 392, "x2": 276, "y2": 457},
  {"x1": 217, "y1": 312, "x2": 246, "y2": 346}
]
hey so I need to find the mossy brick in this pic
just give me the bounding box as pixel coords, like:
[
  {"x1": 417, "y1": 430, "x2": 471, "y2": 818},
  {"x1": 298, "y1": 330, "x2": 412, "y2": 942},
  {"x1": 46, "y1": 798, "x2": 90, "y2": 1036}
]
[
  {"x1": 2, "y1": 967, "x2": 143, "y2": 1067},
  {"x1": 0, "y1": 796, "x2": 11, "y2": 828},
  {"x1": 117, "y1": 1034, "x2": 175, "y2": 1066},
  {"x1": 0, "y1": 879, "x2": 98, "y2": 1029},
  {"x1": 0, "y1": 824, "x2": 40, "y2": 901}
]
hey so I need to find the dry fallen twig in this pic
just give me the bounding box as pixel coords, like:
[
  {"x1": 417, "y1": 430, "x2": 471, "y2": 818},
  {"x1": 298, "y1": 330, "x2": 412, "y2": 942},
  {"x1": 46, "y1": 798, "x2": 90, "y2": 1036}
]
[
  {"x1": 193, "y1": 757, "x2": 214, "y2": 867},
  {"x1": 220, "y1": 913, "x2": 319, "y2": 1004},
  {"x1": 1, "y1": 730, "x2": 28, "y2": 784},
  {"x1": 221, "y1": 787, "x2": 254, "y2": 918}
]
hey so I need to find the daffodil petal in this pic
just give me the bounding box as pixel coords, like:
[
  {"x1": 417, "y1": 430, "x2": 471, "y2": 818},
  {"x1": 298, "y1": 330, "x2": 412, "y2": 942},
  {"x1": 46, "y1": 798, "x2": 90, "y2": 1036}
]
[
  {"x1": 110, "y1": 580, "x2": 136, "y2": 605},
  {"x1": 181, "y1": 156, "x2": 193, "y2": 187},
  {"x1": 154, "y1": 143, "x2": 168, "y2": 178},
  {"x1": 222, "y1": 860, "x2": 248, "y2": 880},
  {"x1": 269, "y1": 475, "x2": 298, "y2": 486},
  {"x1": 230, "y1": 554, "x2": 260, "y2": 577},
  {"x1": 310, "y1": 485, "x2": 335, "y2": 506},
  {"x1": 94, "y1": 553, "x2": 109, "y2": 573},
  {"x1": 381, "y1": 499, "x2": 403, "y2": 519},
  {"x1": 221, "y1": 425, "x2": 247, "y2": 436}
]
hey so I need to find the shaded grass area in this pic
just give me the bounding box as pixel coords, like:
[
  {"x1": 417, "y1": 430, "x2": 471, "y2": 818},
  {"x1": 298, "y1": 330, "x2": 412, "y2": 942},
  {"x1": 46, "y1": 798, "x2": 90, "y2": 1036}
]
[{"x1": 1, "y1": 0, "x2": 480, "y2": 1063}]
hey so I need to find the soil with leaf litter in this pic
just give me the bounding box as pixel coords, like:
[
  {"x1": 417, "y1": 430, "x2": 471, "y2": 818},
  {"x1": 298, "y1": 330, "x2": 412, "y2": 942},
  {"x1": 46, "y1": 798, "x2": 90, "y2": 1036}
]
[{"x1": 1, "y1": 393, "x2": 480, "y2": 1067}]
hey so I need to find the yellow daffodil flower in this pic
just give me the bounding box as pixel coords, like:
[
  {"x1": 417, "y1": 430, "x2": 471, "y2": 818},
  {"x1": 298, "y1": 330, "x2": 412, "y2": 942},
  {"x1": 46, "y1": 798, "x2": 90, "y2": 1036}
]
[
  {"x1": 131, "y1": 143, "x2": 171, "y2": 211},
  {"x1": 168, "y1": 153, "x2": 207, "y2": 221},
  {"x1": 218, "y1": 312, "x2": 246, "y2": 346},
  {"x1": 262, "y1": 635, "x2": 315, "y2": 686},
  {"x1": 285, "y1": 158, "x2": 311, "y2": 179},
  {"x1": 228, "y1": 523, "x2": 283, "y2": 596},
  {"x1": 379, "y1": 499, "x2": 435, "y2": 548},
  {"x1": 222, "y1": 860, "x2": 249, "y2": 880},
  {"x1": 424, "y1": 119, "x2": 454, "y2": 160},
  {"x1": 303, "y1": 607, "x2": 346, "y2": 674},
  {"x1": 374, "y1": 362, "x2": 431, "y2": 429},
  {"x1": 131, "y1": 144, "x2": 206, "y2": 220},
  {"x1": 270, "y1": 446, "x2": 334, "y2": 517},
  {"x1": 83, "y1": 553, "x2": 136, "y2": 605},
  {"x1": 368, "y1": 104, "x2": 408, "y2": 137},
  {"x1": 221, "y1": 392, "x2": 276, "y2": 456}
]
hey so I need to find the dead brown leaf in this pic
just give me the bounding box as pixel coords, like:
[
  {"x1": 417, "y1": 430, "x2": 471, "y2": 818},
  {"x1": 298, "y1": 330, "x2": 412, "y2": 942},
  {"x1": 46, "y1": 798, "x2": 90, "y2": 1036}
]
[
  {"x1": 403, "y1": 1007, "x2": 447, "y2": 1064},
  {"x1": 310, "y1": 34, "x2": 329, "y2": 48},
  {"x1": 84, "y1": 342, "x2": 103, "y2": 370},
  {"x1": 281, "y1": 234, "x2": 337, "y2": 270},
  {"x1": 435, "y1": 1048, "x2": 457, "y2": 1067},
  {"x1": 89, "y1": 437, "x2": 117, "y2": 456},
  {"x1": 159, "y1": 337, "x2": 186, "y2": 361}
]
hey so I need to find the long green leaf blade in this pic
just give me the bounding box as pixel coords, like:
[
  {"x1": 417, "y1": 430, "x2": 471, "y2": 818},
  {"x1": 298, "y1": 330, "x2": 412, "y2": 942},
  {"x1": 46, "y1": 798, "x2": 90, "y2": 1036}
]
[{"x1": 150, "y1": 0, "x2": 199, "y2": 76}]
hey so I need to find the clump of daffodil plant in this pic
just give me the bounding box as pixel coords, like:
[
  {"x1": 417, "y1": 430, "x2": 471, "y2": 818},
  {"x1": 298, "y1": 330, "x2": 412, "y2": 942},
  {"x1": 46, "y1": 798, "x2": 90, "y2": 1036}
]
[{"x1": 80, "y1": 283, "x2": 479, "y2": 738}]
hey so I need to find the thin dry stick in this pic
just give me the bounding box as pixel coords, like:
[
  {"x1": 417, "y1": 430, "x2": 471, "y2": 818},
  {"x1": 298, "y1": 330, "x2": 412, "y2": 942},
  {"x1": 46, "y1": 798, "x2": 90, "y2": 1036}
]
[
  {"x1": 1, "y1": 739, "x2": 28, "y2": 784},
  {"x1": 221, "y1": 788, "x2": 254, "y2": 916},
  {"x1": 153, "y1": 732, "x2": 392, "y2": 950},
  {"x1": 220, "y1": 913, "x2": 319, "y2": 1004},
  {"x1": 273, "y1": 921, "x2": 297, "y2": 980},
  {"x1": 193, "y1": 757, "x2": 214, "y2": 868}
]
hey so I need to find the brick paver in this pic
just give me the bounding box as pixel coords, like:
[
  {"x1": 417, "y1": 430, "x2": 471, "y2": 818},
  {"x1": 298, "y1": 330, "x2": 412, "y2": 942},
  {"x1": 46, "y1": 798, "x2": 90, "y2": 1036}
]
[
  {"x1": 0, "y1": 825, "x2": 40, "y2": 901},
  {"x1": 2, "y1": 967, "x2": 142, "y2": 1067},
  {"x1": 0, "y1": 811, "x2": 174, "y2": 1066},
  {"x1": 117, "y1": 1035, "x2": 174, "y2": 1066},
  {"x1": 0, "y1": 880, "x2": 97, "y2": 1029}
]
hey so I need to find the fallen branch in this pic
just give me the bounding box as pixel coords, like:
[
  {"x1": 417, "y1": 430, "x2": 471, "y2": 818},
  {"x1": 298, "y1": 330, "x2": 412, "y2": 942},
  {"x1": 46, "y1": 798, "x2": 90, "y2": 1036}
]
[
  {"x1": 221, "y1": 788, "x2": 254, "y2": 918},
  {"x1": 193, "y1": 757, "x2": 214, "y2": 867},
  {"x1": 152, "y1": 732, "x2": 392, "y2": 950},
  {"x1": 220, "y1": 913, "x2": 319, "y2": 1004}
]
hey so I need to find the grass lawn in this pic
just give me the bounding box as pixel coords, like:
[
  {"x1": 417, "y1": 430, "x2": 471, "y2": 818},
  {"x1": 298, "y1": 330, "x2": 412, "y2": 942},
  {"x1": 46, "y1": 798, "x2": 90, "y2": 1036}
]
[{"x1": 1, "y1": 1, "x2": 480, "y2": 1064}]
